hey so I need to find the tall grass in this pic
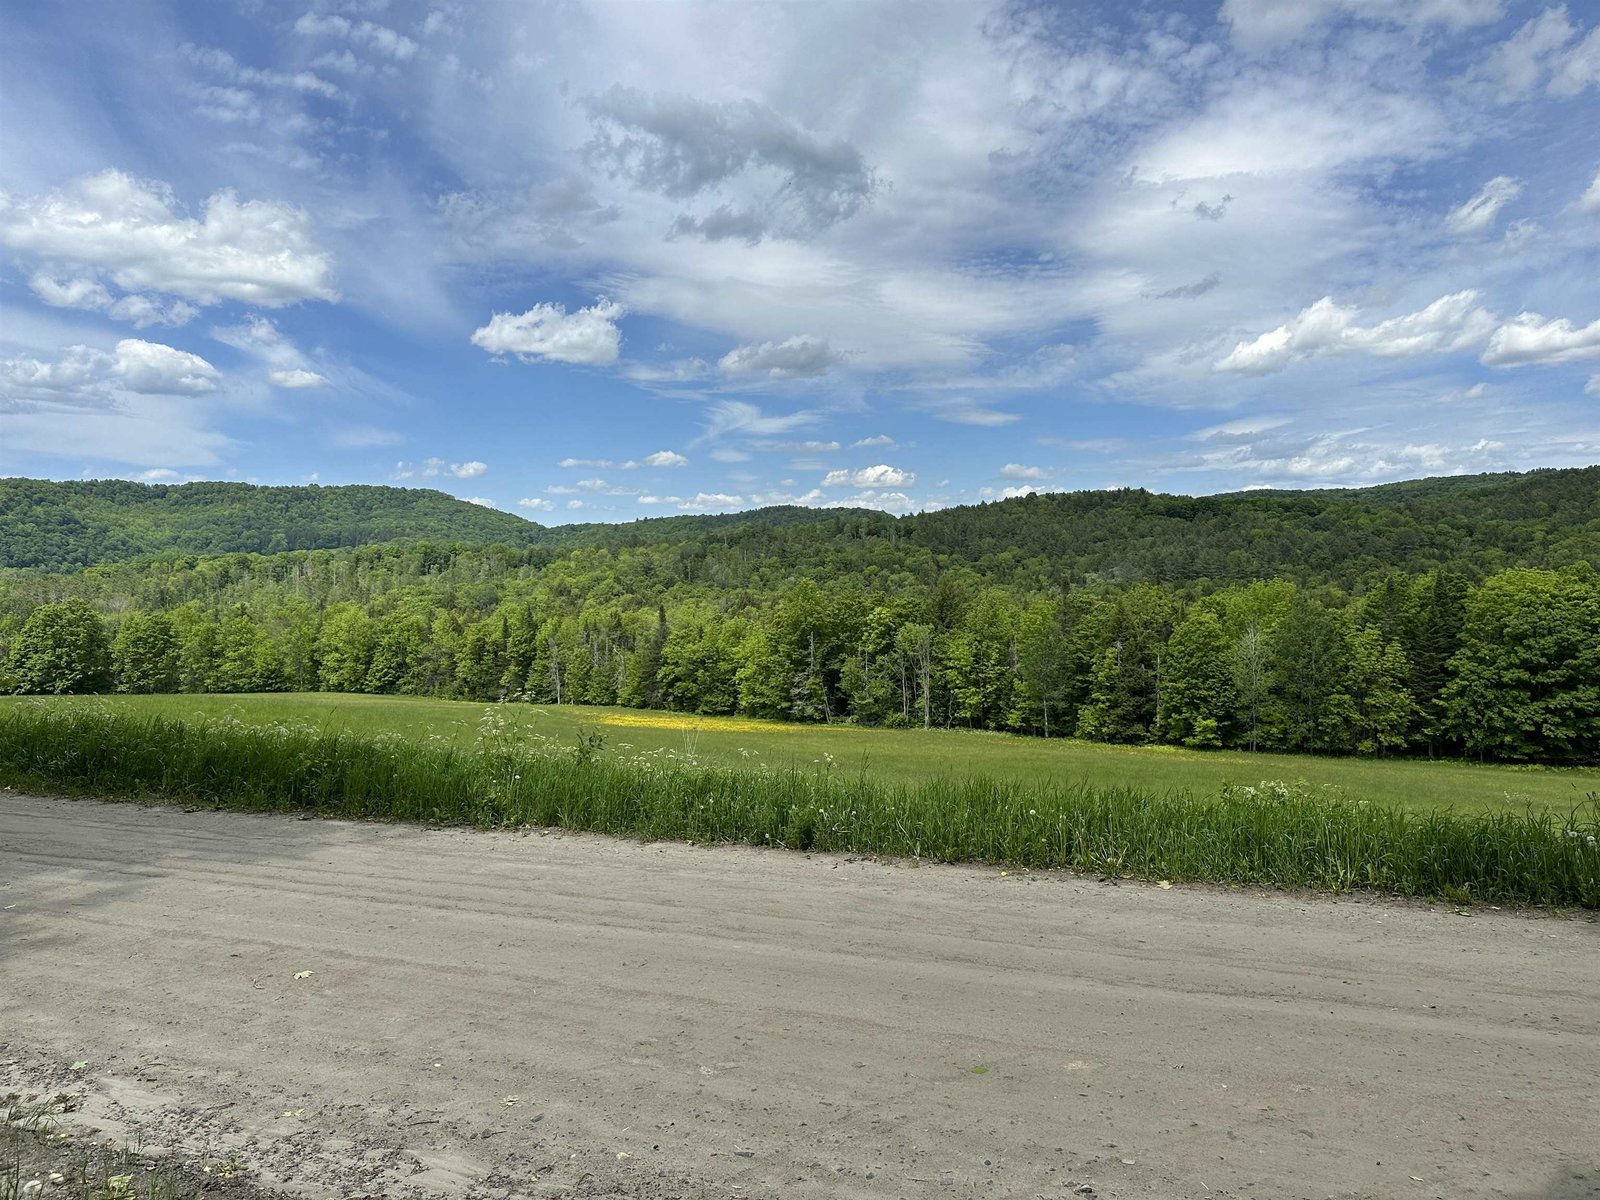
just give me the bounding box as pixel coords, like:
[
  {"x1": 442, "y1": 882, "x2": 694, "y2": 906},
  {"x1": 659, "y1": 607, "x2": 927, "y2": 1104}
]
[{"x1": 3, "y1": 702, "x2": 1596, "y2": 907}]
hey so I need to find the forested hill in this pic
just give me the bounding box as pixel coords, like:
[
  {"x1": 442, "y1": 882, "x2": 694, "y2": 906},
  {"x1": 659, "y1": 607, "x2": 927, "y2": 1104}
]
[
  {"x1": 4, "y1": 465, "x2": 1598, "y2": 585},
  {"x1": 894, "y1": 466, "x2": 1600, "y2": 586},
  {"x1": 0, "y1": 479, "x2": 546, "y2": 569}
]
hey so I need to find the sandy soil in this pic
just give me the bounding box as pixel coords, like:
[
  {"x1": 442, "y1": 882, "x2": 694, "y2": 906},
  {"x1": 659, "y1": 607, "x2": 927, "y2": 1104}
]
[{"x1": 2, "y1": 791, "x2": 1597, "y2": 1200}]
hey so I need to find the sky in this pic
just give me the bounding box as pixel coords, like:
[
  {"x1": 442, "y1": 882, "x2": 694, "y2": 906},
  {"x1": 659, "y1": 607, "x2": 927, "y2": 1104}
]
[{"x1": 1, "y1": 0, "x2": 1598, "y2": 524}]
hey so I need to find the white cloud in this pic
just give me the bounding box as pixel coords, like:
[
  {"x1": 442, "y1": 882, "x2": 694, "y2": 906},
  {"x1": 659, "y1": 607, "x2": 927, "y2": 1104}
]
[
  {"x1": 1578, "y1": 169, "x2": 1600, "y2": 214},
  {"x1": 293, "y1": 13, "x2": 418, "y2": 60},
  {"x1": 0, "y1": 170, "x2": 335, "y2": 306},
  {"x1": 698, "y1": 399, "x2": 818, "y2": 440},
  {"x1": 718, "y1": 335, "x2": 836, "y2": 379},
  {"x1": 832, "y1": 489, "x2": 915, "y2": 513},
  {"x1": 179, "y1": 44, "x2": 341, "y2": 100},
  {"x1": 643, "y1": 449, "x2": 688, "y2": 467},
  {"x1": 1549, "y1": 26, "x2": 1600, "y2": 96},
  {"x1": 1586, "y1": 374, "x2": 1600, "y2": 396},
  {"x1": 1445, "y1": 176, "x2": 1522, "y2": 236},
  {"x1": 1482, "y1": 312, "x2": 1600, "y2": 366},
  {"x1": 1217, "y1": 291, "x2": 1497, "y2": 374},
  {"x1": 677, "y1": 491, "x2": 744, "y2": 510},
  {"x1": 1484, "y1": 7, "x2": 1600, "y2": 96},
  {"x1": 29, "y1": 274, "x2": 112, "y2": 311},
  {"x1": 624, "y1": 357, "x2": 710, "y2": 383},
  {"x1": 518, "y1": 497, "x2": 556, "y2": 512},
  {"x1": 559, "y1": 458, "x2": 613, "y2": 468},
  {"x1": 463, "y1": 497, "x2": 497, "y2": 508},
  {"x1": 269, "y1": 367, "x2": 328, "y2": 389},
  {"x1": 471, "y1": 299, "x2": 624, "y2": 365},
  {"x1": 2, "y1": 338, "x2": 219, "y2": 403},
  {"x1": 583, "y1": 86, "x2": 876, "y2": 241},
  {"x1": 393, "y1": 457, "x2": 492, "y2": 480},
  {"x1": 915, "y1": 398, "x2": 1022, "y2": 426},
  {"x1": 1222, "y1": 0, "x2": 1502, "y2": 52},
  {"x1": 998, "y1": 463, "x2": 1051, "y2": 481},
  {"x1": 112, "y1": 340, "x2": 220, "y2": 395},
  {"x1": 822, "y1": 463, "x2": 915, "y2": 488},
  {"x1": 852, "y1": 434, "x2": 896, "y2": 448},
  {"x1": 28, "y1": 273, "x2": 198, "y2": 328}
]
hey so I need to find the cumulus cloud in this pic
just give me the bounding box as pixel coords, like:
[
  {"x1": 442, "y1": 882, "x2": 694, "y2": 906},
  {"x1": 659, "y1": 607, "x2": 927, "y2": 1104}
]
[
  {"x1": 643, "y1": 449, "x2": 688, "y2": 467},
  {"x1": 471, "y1": 299, "x2": 624, "y2": 365},
  {"x1": 518, "y1": 497, "x2": 556, "y2": 512},
  {"x1": 2, "y1": 338, "x2": 219, "y2": 405},
  {"x1": 1481, "y1": 312, "x2": 1600, "y2": 366},
  {"x1": 29, "y1": 273, "x2": 199, "y2": 328},
  {"x1": 0, "y1": 170, "x2": 335, "y2": 307},
  {"x1": 392, "y1": 458, "x2": 492, "y2": 481},
  {"x1": 718, "y1": 335, "x2": 836, "y2": 379},
  {"x1": 269, "y1": 367, "x2": 328, "y2": 389},
  {"x1": 29, "y1": 274, "x2": 112, "y2": 311},
  {"x1": 1217, "y1": 291, "x2": 1497, "y2": 374},
  {"x1": 998, "y1": 463, "x2": 1051, "y2": 481},
  {"x1": 852, "y1": 434, "x2": 896, "y2": 448},
  {"x1": 583, "y1": 86, "x2": 875, "y2": 240},
  {"x1": 1446, "y1": 176, "x2": 1522, "y2": 235},
  {"x1": 677, "y1": 491, "x2": 744, "y2": 511},
  {"x1": 463, "y1": 496, "x2": 497, "y2": 508},
  {"x1": 822, "y1": 463, "x2": 915, "y2": 488}
]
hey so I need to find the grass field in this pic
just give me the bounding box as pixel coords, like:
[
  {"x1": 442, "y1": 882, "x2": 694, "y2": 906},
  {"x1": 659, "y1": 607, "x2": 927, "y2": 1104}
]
[
  {"x1": 7, "y1": 692, "x2": 1597, "y2": 818},
  {"x1": 3, "y1": 699, "x2": 1596, "y2": 907}
]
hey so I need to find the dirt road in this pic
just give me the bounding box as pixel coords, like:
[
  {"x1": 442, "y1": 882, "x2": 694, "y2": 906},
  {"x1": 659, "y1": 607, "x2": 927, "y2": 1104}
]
[{"x1": 3, "y1": 793, "x2": 1596, "y2": 1199}]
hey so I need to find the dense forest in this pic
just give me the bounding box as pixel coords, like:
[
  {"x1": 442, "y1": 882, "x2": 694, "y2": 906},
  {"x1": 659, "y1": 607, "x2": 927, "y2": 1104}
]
[{"x1": 2, "y1": 467, "x2": 1597, "y2": 764}]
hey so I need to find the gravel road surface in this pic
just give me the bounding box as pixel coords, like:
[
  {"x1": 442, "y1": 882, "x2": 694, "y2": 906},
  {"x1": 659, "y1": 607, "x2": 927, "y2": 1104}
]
[{"x1": 3, "y1": 792, "x2": 1596, "y2": 1199}]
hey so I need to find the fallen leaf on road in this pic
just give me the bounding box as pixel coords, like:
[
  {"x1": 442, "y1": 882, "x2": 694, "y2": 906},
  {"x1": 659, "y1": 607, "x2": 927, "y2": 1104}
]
[
  {"x1": 1157, "y1": 881, "x2": 1173, "y2": 890},
  {"x1": 293, "y1": 971, "x2": 313, "y2": 980},
  {"x1": 68, "y1": 1061, "x2": 87, "y2": 1071}
]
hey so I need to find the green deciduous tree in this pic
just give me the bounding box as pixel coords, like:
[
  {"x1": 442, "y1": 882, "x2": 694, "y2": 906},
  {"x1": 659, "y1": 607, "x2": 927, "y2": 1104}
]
[
  {"x1": 1442, "y1": 567, "x2": 1600, "y2": 762},
  {"x1": 1156, "y1": 607, "x2": 1234, "y2": 748},
  {"x1": 8, "y1": 599, "x2": 112, "y2": 694},
  {"x1": 112, "y1": 611, "x2": 180, "y2": 694}
]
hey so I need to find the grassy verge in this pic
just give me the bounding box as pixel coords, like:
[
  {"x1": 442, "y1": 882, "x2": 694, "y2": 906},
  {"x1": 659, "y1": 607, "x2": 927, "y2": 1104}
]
[
  {"x1": 2, "y1": 1093, "x2": 270, "y2": 1200},
  {"x1": 2, "y1": 701, "x2": 1596, "y2": 907}
]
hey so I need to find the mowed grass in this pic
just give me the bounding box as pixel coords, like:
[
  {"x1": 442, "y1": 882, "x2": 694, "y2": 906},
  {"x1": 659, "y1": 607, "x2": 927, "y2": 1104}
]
[
  {"x1": 8, "y1": 692, "x2": 1597, "y2": 818},
  {"x1": 2, "y1": 700, "x2": 1596, "y2": 907}
]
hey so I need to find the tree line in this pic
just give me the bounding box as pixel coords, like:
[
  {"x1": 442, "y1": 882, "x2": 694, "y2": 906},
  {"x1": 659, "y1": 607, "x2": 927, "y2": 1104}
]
[{"x1": 5, "y1": 564, "x2": 1597, "y2": 764}]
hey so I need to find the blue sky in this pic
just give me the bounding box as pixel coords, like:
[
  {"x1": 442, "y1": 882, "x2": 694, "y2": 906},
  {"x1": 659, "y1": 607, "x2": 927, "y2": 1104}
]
[{"x1": 1, "y1": 0, "x2": 1598, "y2": 523}]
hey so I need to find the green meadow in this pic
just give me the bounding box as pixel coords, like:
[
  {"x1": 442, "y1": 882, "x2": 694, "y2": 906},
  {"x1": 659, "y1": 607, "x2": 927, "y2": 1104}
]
[
  {"x1": 9, "y1": 691, "x2": 1596, "y2": 818},
  {"x1": 3, "y1": 698, "x2": 1596, "y2": 907}
]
